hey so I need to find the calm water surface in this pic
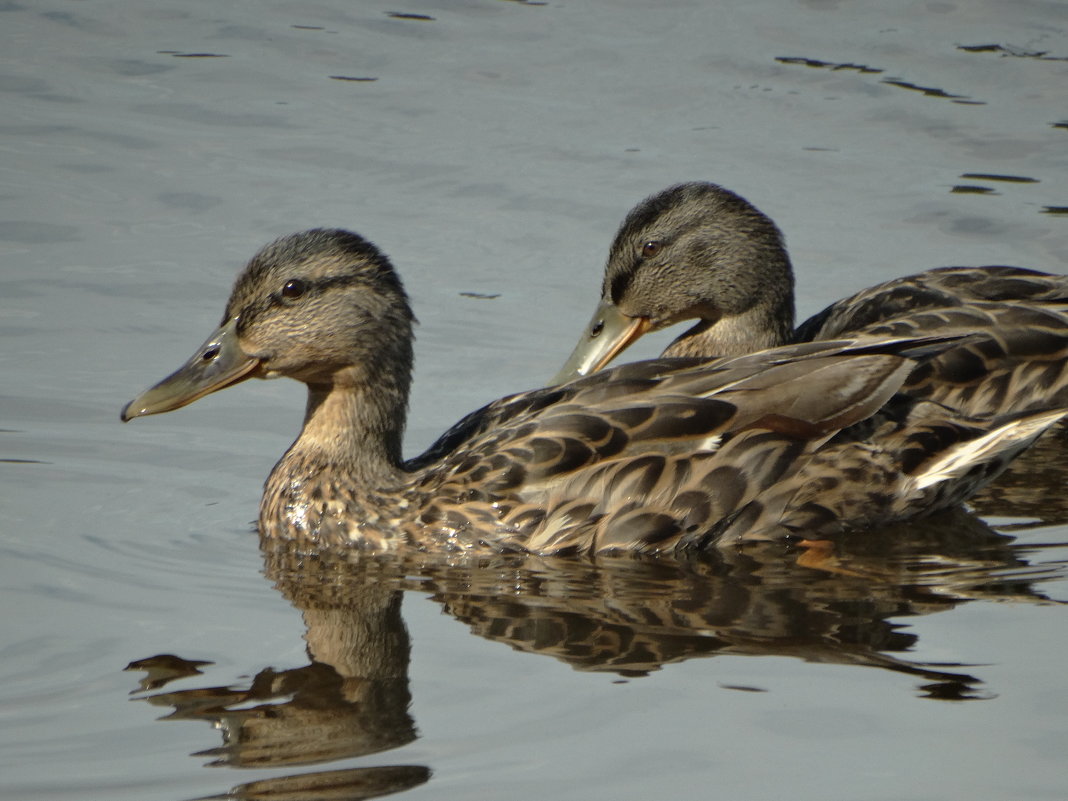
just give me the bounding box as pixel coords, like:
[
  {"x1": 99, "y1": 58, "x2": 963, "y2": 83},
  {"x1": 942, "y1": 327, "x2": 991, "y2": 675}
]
[{"x1": 3, "y1": 1, "x2": 1068, "y2": 799}]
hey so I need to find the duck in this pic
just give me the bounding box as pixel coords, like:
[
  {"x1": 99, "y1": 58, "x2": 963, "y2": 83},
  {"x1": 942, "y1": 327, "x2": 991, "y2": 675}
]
[
  {"x1": 553, "y1": 181, "x2": 1068, "y2": 413},
  {"x1": 122, "y1": 228, "x2": 1068, "y2": 556}
]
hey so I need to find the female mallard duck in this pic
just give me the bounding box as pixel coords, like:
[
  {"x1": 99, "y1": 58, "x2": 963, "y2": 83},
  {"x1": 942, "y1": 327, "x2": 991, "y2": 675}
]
[
  {"x1": 554, "y1": 182, "x2": 1068, "y2": 405},
  {"x1": 122, "y1": 229, "x2": 1068, "y2": 555}
]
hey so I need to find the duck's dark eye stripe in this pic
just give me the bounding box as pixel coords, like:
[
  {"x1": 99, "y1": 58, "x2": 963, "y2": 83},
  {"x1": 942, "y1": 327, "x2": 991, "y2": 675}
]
[
  {"x1": 269, "y1": 274, "x2": 364, "y2": 306},
  {"x1": 315, "y1": 275, "x2": 364, "y2": 291}
]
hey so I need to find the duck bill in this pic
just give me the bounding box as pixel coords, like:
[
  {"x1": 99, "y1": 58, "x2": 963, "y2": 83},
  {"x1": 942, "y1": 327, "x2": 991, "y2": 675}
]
[
  {"x1": 550, "y1": 300, "x2": 653, "y2": 384},
  {"x1": 121, "y1": 318, "x2": 261, "y2": 421}
]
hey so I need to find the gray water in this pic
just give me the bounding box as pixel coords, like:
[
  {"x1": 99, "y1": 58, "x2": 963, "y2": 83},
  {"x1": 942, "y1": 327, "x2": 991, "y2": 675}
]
[{"x1": 3, "y1": 1, "x2": 1068, "y2": 799}]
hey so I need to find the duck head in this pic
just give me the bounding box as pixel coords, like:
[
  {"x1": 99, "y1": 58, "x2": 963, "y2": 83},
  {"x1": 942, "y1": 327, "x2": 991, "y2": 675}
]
[
  {"x1": 553, "y1": 182, "x2": 796, "y2": 382},
  {"x1": 122, "y1": 229, "x2": 414, "y2": 421}
]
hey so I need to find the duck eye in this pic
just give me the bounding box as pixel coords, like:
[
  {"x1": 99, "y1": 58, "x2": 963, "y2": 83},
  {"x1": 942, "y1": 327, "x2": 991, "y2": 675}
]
[
  {"x1": 590, "y1": 320, "x2": 604, "y2": 338},
  {"x1": 641, "y1": 240, "x2": 661, "y2": 258},
  {"x1": 281, "y1": 279, "x2": 307, "y2": 299}
]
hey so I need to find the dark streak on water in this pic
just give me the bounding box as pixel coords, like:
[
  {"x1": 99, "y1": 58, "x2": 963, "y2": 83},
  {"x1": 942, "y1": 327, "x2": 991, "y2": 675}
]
[
  {"x1": 960, "y1": 173, "x2": 1039, "y2": 184},
  {"x1": 386, "y1": 12, "x2": 435, "y2": 21},
  {"x1": 882, "y1": 78, "x2": 970, "y2": 101},
  {"x1": 776, "y1": 56, "x2": 883, "y2": 73},
  {"x1": 958, "y1": 43, "x2": 1068, "y2": 61},
  {"x1": 777, "y1": 57, "x2": 975, "y2": 102}
]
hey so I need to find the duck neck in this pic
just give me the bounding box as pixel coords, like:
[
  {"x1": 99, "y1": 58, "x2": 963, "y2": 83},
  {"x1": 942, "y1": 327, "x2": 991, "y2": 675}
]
[
  {"x1": 260, "y1": 363, "x2": 412, "y2": 546},
  {"x1": 294, "y1": 375, "x2": 407, "y2": 484},
  {"x1": 663, "y1": 293, "x2": 796, "y2": 358}
]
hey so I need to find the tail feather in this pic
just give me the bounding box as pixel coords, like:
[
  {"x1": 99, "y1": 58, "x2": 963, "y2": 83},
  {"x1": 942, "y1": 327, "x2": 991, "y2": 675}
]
[{"x1": 909, "y1": 408, "x2": 1068, "y2": 492}]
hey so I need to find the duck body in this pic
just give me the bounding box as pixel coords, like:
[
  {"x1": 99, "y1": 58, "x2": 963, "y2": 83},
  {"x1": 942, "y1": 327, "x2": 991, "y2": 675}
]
[
  {"x1": 795, "y1": 265, "x2": 1068, "y2": 344},
  {"x1": 123, "y1": 227, "x2": 1068, "y2": 556}
]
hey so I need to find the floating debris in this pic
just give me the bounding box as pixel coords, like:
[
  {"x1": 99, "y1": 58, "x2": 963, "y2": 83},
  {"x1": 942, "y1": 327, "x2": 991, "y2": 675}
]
[
  {"x1": 459, "y1": 291, "x2": 501, "y2": 300},
  {"x1": 330, "y1": 75, "x2": 379, "y2": 82},
  {"x1": 292, "y1": 25, "x2": 325, "y2": 30},
  {"x1": 1053, "y1": 121, "x2": 1068, "y2": 130},
  {"x1": 168, "y1": 52, "x2": 230, "y2": 58},
  {"x1": 1042, "y1": 206, "x2": 1068, "y2": 216},
  {"x1": 960, "y1": 173, "x2": 1039, "y2": 184},
  {"x1": 387, "y1": 12, "x2": 435, "y2": 20}
]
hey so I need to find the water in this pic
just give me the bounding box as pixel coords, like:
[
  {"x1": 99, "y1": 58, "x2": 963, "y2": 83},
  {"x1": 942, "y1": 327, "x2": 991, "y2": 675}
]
[{"x1": 2, "y1": 0, "x2": 1068, "y2": 799}]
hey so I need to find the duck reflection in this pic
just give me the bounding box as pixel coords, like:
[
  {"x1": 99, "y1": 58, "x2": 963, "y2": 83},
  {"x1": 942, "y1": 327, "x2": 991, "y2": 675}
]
[
  {"x1": 127, "y1": 561, "x2": 428, "y2": 801},
  {"x1": 128, "y1": 509, "x2": 1065, "y2": 799},
  {"x1": 416, "y1": 510, "x2": 1060, "y2": 694},
  {"x1": 969, "y1": 424, "x2": 1068, "y2": 526}
]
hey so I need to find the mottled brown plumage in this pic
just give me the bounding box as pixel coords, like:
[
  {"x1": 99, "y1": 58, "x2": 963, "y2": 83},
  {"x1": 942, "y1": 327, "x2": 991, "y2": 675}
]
[{"x1": 123, "y1": 228, "x2": 1068, "y2": 555}]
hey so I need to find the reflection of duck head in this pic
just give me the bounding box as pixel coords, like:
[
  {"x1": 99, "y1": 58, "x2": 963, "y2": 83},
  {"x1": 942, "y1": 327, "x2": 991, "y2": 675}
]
[{"x1": 128, "y1": 548, "x2": 427, "y2": 799}]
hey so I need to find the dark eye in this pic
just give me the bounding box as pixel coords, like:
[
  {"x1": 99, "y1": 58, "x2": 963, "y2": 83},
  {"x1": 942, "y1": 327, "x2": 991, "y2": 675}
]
[
  {"x1": 281, "y1": 279, "x2": 307, "y2": 299},
  {"x1": 590, "y1": 320, "x2": 604, "y2": 338},
  {"x1": 641, "y1": 240, "x2": 661, "y2": 258}
]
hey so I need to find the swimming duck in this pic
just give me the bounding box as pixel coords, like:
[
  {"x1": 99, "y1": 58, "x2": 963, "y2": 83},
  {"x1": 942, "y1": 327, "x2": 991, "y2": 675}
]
[
  {"x1": 553, "y1": 182, "x2": 1068, "y2": 402},
  {"x1": 122, "y1": 229, "x2": 1068, "y2": 555}
]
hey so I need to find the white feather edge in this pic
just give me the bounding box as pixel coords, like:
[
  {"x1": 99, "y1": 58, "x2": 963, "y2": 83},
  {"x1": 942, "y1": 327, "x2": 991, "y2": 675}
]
[{"x1": 911, "y1": 409, "x2": 1068, "y2": 491}]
